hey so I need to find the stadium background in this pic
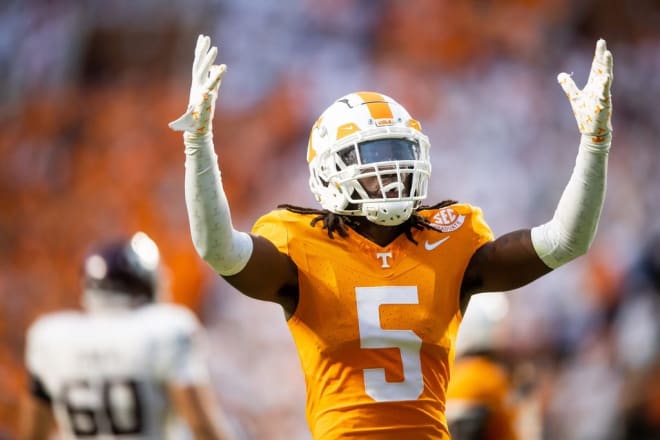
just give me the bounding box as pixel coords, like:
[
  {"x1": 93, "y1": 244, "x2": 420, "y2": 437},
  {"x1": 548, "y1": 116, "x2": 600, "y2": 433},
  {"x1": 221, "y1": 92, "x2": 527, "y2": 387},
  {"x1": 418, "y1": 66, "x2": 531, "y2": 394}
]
[{"x1": 1, "y1": 0, "x2": 658, "y2": 438}]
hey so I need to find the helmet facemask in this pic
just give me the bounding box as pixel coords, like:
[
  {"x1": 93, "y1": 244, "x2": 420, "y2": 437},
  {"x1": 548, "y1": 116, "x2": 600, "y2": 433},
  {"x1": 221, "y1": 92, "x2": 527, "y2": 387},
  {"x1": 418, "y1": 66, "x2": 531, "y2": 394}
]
[
  {"x1": 334, "y1": 136, "x2": 430, "y2": 225},
  {"x1": 309, "y1": 99, "x2": 432, "y2": 226}
]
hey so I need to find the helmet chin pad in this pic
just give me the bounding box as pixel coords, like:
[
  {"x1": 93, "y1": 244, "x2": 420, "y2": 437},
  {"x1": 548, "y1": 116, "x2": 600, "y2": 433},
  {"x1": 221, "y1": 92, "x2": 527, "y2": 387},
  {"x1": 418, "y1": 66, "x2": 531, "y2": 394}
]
[{"x1": 363, "y1": 200, "x2": 415, "y2": 226}]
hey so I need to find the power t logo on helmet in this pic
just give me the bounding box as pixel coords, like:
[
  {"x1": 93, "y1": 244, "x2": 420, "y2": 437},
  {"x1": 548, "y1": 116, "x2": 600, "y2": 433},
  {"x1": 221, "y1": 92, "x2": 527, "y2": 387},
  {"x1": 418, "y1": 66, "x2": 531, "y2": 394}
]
[{"x1": 307, "y1": 91, "x2": 432, "y2": 226}]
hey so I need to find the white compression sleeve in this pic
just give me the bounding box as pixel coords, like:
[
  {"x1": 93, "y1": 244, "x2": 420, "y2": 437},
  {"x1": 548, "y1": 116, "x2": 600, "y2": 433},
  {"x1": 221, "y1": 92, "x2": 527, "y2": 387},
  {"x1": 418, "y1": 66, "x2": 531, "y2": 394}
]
[
  {"x1": 183, "y1": 132, "x2": 253, "y2": 276},
  {"x1": 531, "y1": 134, "x2": 610, "y2": 269}
]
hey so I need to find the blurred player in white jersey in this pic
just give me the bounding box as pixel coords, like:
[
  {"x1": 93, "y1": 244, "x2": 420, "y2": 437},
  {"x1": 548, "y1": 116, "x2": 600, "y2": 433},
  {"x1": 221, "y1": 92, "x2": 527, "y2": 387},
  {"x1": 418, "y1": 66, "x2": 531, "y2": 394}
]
[{"x1": 20, "y1": 232, "x2": 235, "y2": 440}]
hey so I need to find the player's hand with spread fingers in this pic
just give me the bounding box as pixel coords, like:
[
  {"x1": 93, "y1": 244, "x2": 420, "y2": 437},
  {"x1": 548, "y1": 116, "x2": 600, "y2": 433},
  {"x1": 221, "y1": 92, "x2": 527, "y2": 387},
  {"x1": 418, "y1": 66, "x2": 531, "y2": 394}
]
[
  {"x1": 172, "y1": 34, "x2": 254, "y2": 278},
  {"x1": 169, "y1": 34, "x2": 226, "y2": 136},
  {"x1": 558, "y1": 39, "x2": 613, "y2": 148},
  {"x1": 531, "y1": 39, "x2": 614, "y2": 270}
]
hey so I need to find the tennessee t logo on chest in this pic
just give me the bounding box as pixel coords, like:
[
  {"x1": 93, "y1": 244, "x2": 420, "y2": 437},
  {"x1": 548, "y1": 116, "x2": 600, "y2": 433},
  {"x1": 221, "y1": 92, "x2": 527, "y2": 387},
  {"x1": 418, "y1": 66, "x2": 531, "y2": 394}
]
[{"x1": 376, "y1": 252, "x2": 393, "y2": 268}]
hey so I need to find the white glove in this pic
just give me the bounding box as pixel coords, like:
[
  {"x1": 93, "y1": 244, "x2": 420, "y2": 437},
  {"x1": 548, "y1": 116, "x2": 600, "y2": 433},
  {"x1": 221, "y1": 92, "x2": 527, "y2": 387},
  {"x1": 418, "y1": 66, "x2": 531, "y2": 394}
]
[
  {"x1": 169, "y1": 34, "x2": 226, "y2": 135},
  {"x1": 558, "y1": 39, "x2": 613, "y2": 148}
]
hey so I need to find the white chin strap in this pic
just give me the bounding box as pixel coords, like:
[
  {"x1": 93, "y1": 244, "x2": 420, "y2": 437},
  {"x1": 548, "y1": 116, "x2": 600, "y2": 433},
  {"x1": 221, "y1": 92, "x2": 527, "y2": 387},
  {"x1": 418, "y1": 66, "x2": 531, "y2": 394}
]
[{"x1": 363, "y1": 201, "x2": 415, "y2": 226}]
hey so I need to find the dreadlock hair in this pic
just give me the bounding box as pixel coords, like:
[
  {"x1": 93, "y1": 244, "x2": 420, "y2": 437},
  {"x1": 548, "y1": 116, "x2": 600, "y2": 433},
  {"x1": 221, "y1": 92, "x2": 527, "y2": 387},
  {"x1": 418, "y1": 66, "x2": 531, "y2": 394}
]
[{"x1": 277, "y1": 200, "x2": 458, "y2": 245}]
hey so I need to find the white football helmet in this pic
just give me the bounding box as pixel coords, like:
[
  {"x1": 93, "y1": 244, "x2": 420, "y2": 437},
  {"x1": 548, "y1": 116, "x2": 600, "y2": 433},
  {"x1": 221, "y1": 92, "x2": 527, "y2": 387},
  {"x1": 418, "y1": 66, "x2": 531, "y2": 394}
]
[{"x1": 307, "y1": 91, "x2": 431, "y2": 226}]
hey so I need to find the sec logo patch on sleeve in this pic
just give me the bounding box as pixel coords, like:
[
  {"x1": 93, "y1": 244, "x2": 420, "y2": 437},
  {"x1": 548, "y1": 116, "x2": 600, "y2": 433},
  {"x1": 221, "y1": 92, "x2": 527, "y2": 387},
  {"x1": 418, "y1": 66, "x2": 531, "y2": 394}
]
[{"x1": 432, "y1": 208, "x2": 465, "y2": 232}]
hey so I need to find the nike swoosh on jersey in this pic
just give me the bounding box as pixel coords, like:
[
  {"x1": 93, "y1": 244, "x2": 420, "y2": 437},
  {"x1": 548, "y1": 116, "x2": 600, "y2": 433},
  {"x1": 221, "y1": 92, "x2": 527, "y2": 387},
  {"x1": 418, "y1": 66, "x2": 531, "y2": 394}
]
[{"x1": 424, "y1": 237, "x2": 450, "y2": 251}]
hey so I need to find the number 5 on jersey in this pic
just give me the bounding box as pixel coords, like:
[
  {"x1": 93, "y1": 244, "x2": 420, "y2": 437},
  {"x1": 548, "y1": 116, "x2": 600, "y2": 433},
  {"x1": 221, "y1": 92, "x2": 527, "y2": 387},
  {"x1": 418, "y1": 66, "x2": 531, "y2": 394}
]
[{"x1": 356, "y1": 286, "x2": 424, "y2": 402}]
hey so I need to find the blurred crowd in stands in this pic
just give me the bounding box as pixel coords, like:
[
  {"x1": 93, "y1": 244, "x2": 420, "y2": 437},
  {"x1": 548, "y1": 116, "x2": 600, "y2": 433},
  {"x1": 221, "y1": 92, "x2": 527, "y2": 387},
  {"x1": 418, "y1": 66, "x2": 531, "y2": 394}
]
[{"x1": 1, "y1": 0, "x2": 658, "y2": 439}]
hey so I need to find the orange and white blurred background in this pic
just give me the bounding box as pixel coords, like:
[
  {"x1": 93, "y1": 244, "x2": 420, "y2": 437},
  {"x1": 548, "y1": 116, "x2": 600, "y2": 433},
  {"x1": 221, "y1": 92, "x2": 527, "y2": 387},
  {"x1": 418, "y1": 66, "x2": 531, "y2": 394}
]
[{"x1": 1, "y1": 1, "x2": 659, "y2": 439}]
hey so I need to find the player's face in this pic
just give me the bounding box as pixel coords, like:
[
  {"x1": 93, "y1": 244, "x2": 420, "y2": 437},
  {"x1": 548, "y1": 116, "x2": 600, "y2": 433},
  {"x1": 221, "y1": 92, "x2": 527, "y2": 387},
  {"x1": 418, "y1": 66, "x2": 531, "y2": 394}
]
[
  {"x1": 359, "y1": 169, "x2": 413, "y2": 199},
  {"x1": 345, "y1": 138, "x2": 419, "y2": 199}
]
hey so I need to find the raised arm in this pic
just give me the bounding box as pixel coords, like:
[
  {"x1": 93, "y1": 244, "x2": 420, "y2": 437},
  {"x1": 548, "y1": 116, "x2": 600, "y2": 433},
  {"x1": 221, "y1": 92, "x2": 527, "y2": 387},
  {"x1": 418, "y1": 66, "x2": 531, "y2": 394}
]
[
  {"x1": 169, "y1": 35, "x2": 298, "y2": 308},
  {"x1": 462, "y1": 39, "x2": 614, "y2": 299}
]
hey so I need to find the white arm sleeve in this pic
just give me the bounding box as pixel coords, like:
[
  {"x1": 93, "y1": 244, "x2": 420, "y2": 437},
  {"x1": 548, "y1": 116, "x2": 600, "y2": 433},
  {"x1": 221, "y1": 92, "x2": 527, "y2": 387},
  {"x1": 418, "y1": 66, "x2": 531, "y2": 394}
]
[
  {"x1": 184, "y1": 131, "x2": 253, "y2": 276},
  {"x1": 531, "y1": 135, "x2": 610, "y2": 269}
]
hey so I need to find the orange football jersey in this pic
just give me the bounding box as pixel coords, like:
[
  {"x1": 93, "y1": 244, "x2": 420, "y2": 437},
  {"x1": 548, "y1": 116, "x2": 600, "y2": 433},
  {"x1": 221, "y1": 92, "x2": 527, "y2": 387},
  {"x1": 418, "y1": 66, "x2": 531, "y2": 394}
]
[{"x1": 252, "y1": 203, "x2": 493, "y2": 439}]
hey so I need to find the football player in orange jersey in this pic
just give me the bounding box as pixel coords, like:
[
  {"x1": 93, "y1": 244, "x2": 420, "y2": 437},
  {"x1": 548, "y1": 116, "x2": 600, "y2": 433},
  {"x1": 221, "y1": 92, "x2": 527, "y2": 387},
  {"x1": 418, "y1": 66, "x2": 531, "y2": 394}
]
[{"x1": 170, "y1": 35, "x2": 613, "y2": 439}]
